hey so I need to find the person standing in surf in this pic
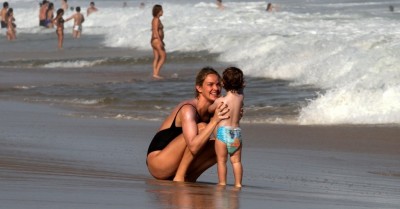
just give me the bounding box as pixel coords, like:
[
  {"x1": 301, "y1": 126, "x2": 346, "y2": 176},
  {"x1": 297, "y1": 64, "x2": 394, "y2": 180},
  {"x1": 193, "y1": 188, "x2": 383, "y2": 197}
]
[
  {"x1": 53, "y1": 8, "x2": 65, "y2": 49},
  {"x1": 65, "y1": 6, "x2": 84, "y2": 38},
  {"x1": 150, "y1": 4, "x2": 166, "y2": 79}
]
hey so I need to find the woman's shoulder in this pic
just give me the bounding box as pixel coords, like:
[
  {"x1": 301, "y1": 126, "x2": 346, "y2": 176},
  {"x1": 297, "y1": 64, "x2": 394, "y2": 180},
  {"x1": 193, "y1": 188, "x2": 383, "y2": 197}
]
[
  {"x1": 176, "y1": 100, "x2": 197, "y2": 113},
  {"x1": 176, "y1": 99, "x2": 196, "y2": 109}
]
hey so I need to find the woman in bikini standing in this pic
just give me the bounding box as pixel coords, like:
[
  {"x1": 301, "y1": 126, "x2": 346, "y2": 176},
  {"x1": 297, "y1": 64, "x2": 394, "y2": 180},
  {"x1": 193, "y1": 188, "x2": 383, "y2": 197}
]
[
  {"x1": 150, "y1": 4, "x2": 166, "y2": 79},
  {"x1": 53, "y1": 8, "x2": 64, "y2": 49},
  {"x1": 146, "y1": 67, "x2": 230, "y2": 182},
  {"x1": 6, "y1": 8, "x2": 16, "y2": 41}
]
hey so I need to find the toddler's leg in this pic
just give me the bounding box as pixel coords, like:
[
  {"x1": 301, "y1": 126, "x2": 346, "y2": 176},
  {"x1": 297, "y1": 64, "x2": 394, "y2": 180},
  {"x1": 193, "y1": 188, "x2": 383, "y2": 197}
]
[
  {"x1": 230, "y1": 147, "x2": 242, "y2": 187},
  {"x1": 215, "y1": 139, "x2": 228, "y2": 185}
]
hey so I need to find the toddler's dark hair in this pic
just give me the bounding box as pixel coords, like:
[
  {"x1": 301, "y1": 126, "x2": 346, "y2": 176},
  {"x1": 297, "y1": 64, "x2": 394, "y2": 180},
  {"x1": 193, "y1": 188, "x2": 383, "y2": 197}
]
[{"x1": 222, "y1": 67, "x2": 244, "y2": 91}]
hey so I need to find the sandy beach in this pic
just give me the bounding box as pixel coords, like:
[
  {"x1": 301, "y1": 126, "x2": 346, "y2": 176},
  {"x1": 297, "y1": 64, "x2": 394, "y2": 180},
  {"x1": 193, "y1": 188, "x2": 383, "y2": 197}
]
[{"x1": 0, "y1": 100, "x2": 399, "y2": 209}]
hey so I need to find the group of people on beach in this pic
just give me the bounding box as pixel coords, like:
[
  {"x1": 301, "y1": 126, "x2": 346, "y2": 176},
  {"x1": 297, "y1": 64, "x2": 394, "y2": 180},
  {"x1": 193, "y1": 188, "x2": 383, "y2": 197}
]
[
  {"x1": 38, "y1": 0, "x2": 97, "y2": 49},
  {"x1": 1, "y1": 0, "x2": 98, "y2": 48}
]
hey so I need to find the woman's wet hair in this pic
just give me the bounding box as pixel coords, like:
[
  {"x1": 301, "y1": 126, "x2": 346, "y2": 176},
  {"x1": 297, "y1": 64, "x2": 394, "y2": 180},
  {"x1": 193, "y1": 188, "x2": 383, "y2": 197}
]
[
  {"x1": 195, "y1": 67, "x2": 220, "y2": 98},
  {"x1": 152, "y1": 4, "x2": 162, "y2": 17}
]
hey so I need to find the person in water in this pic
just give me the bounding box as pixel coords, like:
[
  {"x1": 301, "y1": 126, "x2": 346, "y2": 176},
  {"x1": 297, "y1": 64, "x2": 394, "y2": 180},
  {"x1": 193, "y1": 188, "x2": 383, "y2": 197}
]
[
  {"x1": 86, "y1": 1, "x2": 98, "y2": 16},
  {"x1": 65, "y1": 6, "x2": 84, "y2": 38},
  {"x1": 1, "y1": 2, "x2": 9, "y2": 29},
  {"x1": 150, "y1": 4, "x2": 166, "y2": 79},
  {"x1": 53, "y1": 8, "x2": 65, "y2": 49},
  {"x1": 209, "y1": 67, "x2": 245, "y2": 187},
  {"x1": 216, "y1": 0, "x2": 224, "y2": 10},
  {"x1": 45, "y1": 2, "x2": 55, "y2": 28},
  {"x1": 266, "y1": 3, "x2": 278, "y2": 12},
  {"x1": 5, "y1": 8, "x2": 16, "y2": 40},
  {"x1": 39, "y1": 0, "x2": 49, "y2": 27},
  {"x1": 146, "y1": 67, "x2": 230, "y2": 182}
]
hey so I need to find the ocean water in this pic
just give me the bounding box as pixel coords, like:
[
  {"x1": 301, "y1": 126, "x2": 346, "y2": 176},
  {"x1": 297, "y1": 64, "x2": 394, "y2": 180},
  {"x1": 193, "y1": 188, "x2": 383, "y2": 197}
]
[{"x1": 1, "y1": 0, "x2": 400, "y2": 125}]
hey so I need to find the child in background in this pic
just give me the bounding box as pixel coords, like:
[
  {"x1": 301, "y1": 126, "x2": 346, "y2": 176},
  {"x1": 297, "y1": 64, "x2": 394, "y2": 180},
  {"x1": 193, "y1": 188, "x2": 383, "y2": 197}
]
[{"x1": 209, "y1": 67, "x2": 245, "y2": 187}]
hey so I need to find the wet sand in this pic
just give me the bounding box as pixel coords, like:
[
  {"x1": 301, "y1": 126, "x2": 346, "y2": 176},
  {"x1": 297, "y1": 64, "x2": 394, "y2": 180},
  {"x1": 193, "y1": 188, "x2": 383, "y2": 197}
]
[{"x1": 0, "y1": 100, "x2": 399, "y2": 209}]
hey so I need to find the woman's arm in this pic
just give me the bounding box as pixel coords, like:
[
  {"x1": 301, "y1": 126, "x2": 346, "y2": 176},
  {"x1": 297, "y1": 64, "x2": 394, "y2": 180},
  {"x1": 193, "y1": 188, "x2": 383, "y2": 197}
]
[
  {"x1": 151, "y1": 18, "x2": 160, "y2": 39},
  {"x1": 181, "y1": 102, "x2": 228, "y2": 155},
  {"x1": 64, "y1": 14, "x2": 74, "y2": 22}
]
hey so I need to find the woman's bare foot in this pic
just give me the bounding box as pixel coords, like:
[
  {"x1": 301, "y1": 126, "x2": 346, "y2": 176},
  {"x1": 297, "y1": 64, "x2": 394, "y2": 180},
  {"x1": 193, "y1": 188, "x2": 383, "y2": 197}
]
[
  {"x1": 173, "y1": 176, "x2": 185, "y2": 182},
  {"x1": 153, "y1": 75, "x2": 163, "y2": 79}
]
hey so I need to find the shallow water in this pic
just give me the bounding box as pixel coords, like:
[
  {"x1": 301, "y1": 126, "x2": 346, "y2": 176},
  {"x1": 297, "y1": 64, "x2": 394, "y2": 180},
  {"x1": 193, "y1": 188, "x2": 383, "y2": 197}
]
[{"x1": 2, "y1": 0, "x2": 400, "y2": 125}]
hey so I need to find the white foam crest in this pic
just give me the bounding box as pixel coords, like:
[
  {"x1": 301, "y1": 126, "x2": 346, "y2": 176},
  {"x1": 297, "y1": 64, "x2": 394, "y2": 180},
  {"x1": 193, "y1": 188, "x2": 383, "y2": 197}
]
[
  {"x1": 100, "y1": 2, "x2": 400, "y2": 124},
  {"x1": 299, "y1": 85, "x2": 400, "y2": 125},
  {"x1": 43, "y1": 59, "x2": 106, "y2": 68},
  {"x1": 14, "y1": 85, "x2": 36, "y2": 89}
]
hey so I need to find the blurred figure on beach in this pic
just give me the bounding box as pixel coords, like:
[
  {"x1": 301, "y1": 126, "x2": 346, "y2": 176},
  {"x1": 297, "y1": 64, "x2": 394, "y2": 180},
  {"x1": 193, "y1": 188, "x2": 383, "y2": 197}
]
[
  {"x1": 266, "y1": 2, "x2": 278, "y2": 12},
  {"x1": 389, "y1": 5, "x2": 394, "y2": 12},
  {"x1": 140, "y1": 2, "x2": 145, "y2": 9},
  {"x1": 45, "y1": 2, "x2": 55, "y2": 28},
  {"x1": 87, "y1": 1, "x2": 98, "y2": 16},
  {"x1": 53, "y1": 8, "x2": 64, "y2": 49},
  {"x1": 39, "y1": 0, "x2": 49, "y2": 27},
  {"x1": 65, "y1": 6, "x2": 84, "y2": 38},
  {"x1": 122, "y1": 2, "x2": 127, "y2": 8},
  {"x1": 216, "y1": 0, "x2": 224, "y2": 10},
  {"x1": 209, "y1": 67, "x2": 245, "y2": 188},
  {"x1": 61, "y1": 0, "x2": 68, "y2": 11},
  {"x1": 1, "y1": 2, "x2": 9, "y2": 29},
  {"x1": 150, "y1": 4, "x2": 165, "y2": 79},
  {"x1": 6, "y1": 7, "x2": 16, "y2": 40}
]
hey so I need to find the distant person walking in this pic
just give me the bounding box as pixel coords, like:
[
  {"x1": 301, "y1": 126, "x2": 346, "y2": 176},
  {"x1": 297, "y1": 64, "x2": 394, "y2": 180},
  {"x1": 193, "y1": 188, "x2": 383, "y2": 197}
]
[
  {"x1": 53, "y1": 8, "x2": 65, "y2": 49},
  {"x1": 1, "y1": 1, "x2": 9, "y2": 29},
  {"x1": 86, "y1": 1, "x2": 98, "y2": 16},
  {"x1": 65, "y1": 6, "x2": 84, "y2": 38},
  {"x1": 150, "y1": 4, "x2": 166, "y2": 79}
]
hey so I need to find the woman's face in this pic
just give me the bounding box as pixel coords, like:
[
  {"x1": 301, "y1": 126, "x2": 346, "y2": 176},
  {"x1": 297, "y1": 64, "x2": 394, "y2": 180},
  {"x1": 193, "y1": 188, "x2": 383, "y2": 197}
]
[{"x1": 197, "y1": 74, "x2": 221, "y2": 102}]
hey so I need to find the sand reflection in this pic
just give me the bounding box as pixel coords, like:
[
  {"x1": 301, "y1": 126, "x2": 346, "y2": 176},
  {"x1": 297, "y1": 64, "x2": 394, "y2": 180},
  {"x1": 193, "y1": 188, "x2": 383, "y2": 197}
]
[{"x1": 146, "y1": 179, "x2": 240, "y2": 209}]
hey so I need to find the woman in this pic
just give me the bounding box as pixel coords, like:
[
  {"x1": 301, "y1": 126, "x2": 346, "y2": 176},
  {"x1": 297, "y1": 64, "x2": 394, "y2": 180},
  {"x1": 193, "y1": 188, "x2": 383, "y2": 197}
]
[
  {"x1": 150, "y1": 4, "x2": 166, "y2": 79},
  {"x1": 53, "y1": 8, "x2": 64, "y2": 49},
  {"x1": 6, "y1": 8, "x2": 16, "y2": 40},
  {"x1": 146, "y1": 67, "x2": 229, "y2": 182},
  {"x1": 45, "y1": 2, "x2": 55, "y2": 28}
]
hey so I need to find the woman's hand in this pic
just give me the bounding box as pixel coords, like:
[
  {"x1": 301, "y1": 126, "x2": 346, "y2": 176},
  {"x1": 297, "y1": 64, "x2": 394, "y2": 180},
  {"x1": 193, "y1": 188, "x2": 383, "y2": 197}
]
[{"x1": 212, "y1": 102, "x2": 230, "y2": 123}]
